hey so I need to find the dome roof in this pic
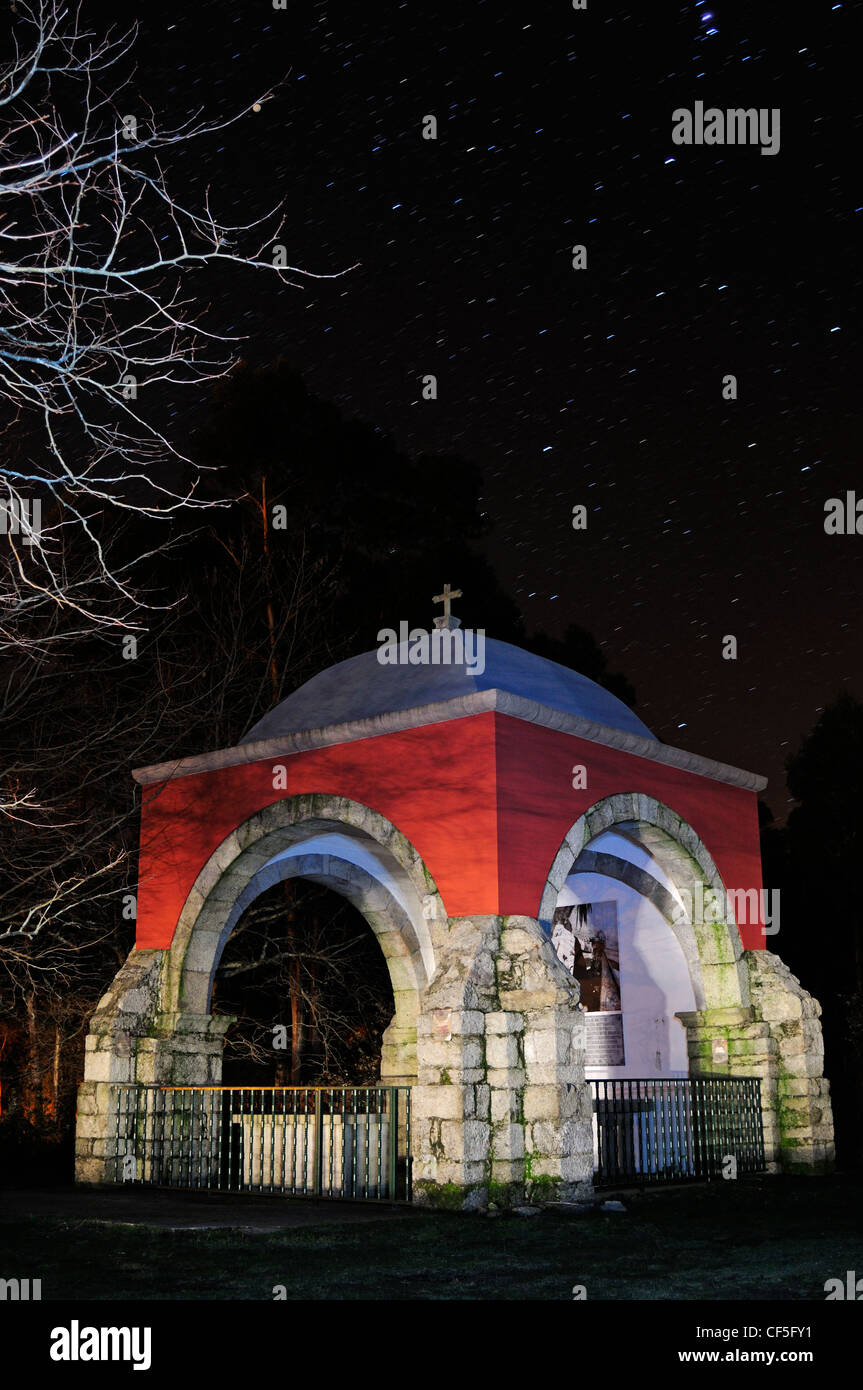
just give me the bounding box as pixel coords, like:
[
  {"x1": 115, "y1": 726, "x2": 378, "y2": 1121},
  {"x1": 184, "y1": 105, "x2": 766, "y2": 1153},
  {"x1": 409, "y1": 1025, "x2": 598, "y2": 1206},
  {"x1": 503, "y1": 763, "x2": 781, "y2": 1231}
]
[{"x1": 241, "y1": 635, "x2": 655, "y2": 744}]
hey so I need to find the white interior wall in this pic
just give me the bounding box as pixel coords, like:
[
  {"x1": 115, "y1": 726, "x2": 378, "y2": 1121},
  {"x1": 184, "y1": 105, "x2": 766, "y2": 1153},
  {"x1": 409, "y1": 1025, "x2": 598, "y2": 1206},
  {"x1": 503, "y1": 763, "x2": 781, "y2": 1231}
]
[{"x1": 556, "y1": 861, "x2": 696, "y2": 1079}]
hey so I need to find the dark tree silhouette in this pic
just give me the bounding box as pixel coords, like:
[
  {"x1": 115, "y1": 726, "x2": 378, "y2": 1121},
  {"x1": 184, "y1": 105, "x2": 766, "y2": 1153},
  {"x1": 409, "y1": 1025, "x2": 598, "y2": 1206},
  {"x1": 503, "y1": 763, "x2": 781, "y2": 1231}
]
[{"x1": 761, "y1": 692, "x2": 863, "y2": 1166}]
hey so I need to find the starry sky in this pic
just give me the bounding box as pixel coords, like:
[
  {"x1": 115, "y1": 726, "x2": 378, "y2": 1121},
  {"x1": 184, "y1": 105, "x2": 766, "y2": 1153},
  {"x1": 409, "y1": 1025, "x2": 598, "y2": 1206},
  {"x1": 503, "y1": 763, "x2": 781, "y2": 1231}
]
[{"x1": 86, "y1": 0, "x2": 861, "y2": 816}]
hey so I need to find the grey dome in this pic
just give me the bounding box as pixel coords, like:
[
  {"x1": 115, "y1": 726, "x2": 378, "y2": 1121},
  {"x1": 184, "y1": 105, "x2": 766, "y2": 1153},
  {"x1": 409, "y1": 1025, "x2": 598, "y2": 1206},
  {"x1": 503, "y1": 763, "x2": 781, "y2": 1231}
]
[{"x1": 241, "y1": 636, "x2": 654, "y2": 744}]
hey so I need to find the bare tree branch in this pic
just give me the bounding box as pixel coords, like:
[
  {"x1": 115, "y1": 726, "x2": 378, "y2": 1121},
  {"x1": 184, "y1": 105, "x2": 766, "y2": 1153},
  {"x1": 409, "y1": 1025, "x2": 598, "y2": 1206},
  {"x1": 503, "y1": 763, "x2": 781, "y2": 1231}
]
[{"x1": 0, "y1": 1, "x2": 355, "y2": 641}]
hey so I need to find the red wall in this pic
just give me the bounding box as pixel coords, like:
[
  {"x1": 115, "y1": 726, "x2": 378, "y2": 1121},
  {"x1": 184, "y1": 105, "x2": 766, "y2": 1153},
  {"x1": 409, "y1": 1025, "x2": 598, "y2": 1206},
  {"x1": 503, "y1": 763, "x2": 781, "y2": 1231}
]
[
  {"x1": 135, "y1": 713, "x2": 499, "y2": 948},
  {"x1": 493, "y1": 715, "x2": 764, "y2": 949},
  {"x1": 134, "y1": 711, "x2": 765, "y2": 952}
]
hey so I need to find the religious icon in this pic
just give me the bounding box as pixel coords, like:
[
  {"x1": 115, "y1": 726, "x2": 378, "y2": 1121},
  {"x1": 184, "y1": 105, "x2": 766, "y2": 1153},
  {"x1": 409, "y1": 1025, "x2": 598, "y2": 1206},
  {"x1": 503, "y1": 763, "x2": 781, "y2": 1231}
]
[
  {"x1": 552, "y1": 902, "x2": 621, "y2": 1010},
  {"x1": 552, "y1": 900, "x2": 624, "y2": 1065}
]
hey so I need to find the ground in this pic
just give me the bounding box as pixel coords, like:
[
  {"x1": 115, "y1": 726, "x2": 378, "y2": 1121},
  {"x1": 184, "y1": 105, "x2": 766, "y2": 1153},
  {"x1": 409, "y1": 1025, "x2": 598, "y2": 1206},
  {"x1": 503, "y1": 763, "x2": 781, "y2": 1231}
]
[{"x1": 2, "y1": 1175, "x2": 861, "y2": 1301}]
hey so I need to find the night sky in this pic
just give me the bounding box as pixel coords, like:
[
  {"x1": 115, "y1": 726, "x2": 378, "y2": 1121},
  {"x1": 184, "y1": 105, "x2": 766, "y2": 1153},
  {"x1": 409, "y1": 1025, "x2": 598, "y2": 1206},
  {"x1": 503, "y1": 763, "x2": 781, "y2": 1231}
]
[{"x1": 89, "y1": 0, "x2": 861, "y2": 816}]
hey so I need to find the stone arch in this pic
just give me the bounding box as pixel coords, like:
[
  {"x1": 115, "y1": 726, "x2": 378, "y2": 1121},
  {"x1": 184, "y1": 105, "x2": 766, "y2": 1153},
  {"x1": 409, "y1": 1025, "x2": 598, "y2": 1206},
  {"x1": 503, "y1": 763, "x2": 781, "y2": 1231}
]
[
  {"x1": 161, "y1": 794, "x2": 446, "y2": 1086},
  {"x1": 538, "y1": 792, "x2": 748, "y2": 1012},
  {"x1": 534, "y1": 793, "x2": 835, "y2": 1175}
]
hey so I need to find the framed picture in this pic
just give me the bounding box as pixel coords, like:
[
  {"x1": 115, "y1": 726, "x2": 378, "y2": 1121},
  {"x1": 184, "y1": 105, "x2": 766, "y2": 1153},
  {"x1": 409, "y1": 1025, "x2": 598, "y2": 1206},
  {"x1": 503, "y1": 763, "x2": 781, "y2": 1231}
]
[{"x1": 552, "y1": 901, "x2": 625, "y2": 1065}]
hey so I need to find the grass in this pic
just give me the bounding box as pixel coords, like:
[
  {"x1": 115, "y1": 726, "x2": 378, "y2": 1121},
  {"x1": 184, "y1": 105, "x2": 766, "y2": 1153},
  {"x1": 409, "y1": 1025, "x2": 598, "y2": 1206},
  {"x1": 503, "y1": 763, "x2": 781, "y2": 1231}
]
[{"x1": 2, "y1": 1174, "x2": 862, "y2": 1300}]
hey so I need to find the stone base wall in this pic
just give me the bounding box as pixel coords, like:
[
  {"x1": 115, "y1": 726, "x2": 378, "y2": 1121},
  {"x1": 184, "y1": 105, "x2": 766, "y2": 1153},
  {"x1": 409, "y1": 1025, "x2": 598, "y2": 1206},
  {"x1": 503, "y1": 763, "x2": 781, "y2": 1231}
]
[
  {"x1": 76, "y1": 917, "x2": 591, "y2": 1206},
  {"x1": 76, "y1": 925, "x2": 835, "y2": 1199}
]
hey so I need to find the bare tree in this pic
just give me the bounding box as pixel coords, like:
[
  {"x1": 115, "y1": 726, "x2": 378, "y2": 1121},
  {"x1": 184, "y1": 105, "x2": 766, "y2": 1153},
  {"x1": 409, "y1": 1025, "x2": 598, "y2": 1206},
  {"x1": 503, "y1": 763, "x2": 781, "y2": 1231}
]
[
  {"x1": 0, "y1": 1, "x2": 351, "y2": 645},
  {"x1": 0, "y1": 516, "x2": 345, "y2": 1129},
  {"x1": 213, "y1": 880, "x2": 394, "y2": 1086}
]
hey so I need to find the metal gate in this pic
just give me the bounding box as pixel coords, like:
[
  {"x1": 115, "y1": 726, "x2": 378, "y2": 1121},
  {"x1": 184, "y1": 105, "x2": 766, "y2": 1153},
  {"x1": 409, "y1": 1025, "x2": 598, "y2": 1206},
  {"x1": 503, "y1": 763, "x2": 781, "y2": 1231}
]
[
  {"x1": 590, "y1": 1077, "x2": 766, "y2": 1186},
  {"x1": 107, "y1": 1085, "x2": 412, "y2": 1202}
]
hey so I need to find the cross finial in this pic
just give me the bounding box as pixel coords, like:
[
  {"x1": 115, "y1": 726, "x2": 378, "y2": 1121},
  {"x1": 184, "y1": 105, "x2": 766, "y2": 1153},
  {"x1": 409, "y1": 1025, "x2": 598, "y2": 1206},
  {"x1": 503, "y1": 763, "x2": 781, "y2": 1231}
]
[{"x1": 432, "y1": 582, "x2": 463, "y2": 630}]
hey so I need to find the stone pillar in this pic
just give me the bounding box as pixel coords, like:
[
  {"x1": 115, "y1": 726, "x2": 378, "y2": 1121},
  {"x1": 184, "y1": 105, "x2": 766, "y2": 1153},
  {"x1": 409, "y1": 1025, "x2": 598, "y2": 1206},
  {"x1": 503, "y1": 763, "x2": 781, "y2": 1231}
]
[
  {"x1": 75, "y1": 949, "x2": 159, "y2": 1183},
  {"x1": 75, "y1": 948, "x2": 234, "y2": 1184},
  {"x1": 497, "y1": 919, "x2": 593, "y2": 1203},
  {"x1": 410, "y1": 912, "x2": 496, "y2": 1208},
  {"x1": 412, "y1": 1003, "x2": 491, "y2": 1209},
  {"x1": 677, "y1": 1003, "x2": 781, "y2": 1170},
  {"x1": 746, "y1": 950, "x2": 835, "y2": 1173},
  {"x1": 379, "y1": 1016, "x2": 417, "y2": 1162},
  {"x1": 677, "y1": 949, "x2": 835, "y2": 1174},
  {"x1": 485, "y1": 1009, "x2": 525, "y2": 1197},
  {"x1": 411, "y1": 914, "x2": 592, "y2": 1210},
  {"x1": 379, "y1": 1018, "x2": 417, "y2": 1088}
]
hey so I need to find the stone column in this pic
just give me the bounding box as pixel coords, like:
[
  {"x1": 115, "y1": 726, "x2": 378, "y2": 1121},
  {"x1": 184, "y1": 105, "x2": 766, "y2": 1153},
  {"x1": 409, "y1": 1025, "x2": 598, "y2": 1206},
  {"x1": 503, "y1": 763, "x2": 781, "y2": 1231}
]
[
  {"x1": 379, "y1": 1016, "x2": 417, "y2": 1164},
  {"x1": 411, "y1": 914, "x2": 497, "y2": 1209},
  {"x1": 678, "y1": 950, "x2": 836, "y2": 1175},
  {"x1": 746, "y1": 950, "x2": 835, "y2": 1173},
  {"x1": 676, "y1": 1003, "x2": 781, "y2": 1170},
  {"x1": 75, "y1": 949, "x2": 160, "y2": 1185},
  {"x1": 411, "y1": 914, "x2": 592, "y2": 1209},
  {"x1": 485, "y1": 1008, "x2": 525, "y2": 1197},
  {"x1": 379, "y1": 1018, "x2": 417, "y2": 1088},
  {"x1": 497, "y1": 918, "x2": 593, "y2": 1204},
  {"x1": 75, "y1": 948, "x2": 234, "y2": 1184}
]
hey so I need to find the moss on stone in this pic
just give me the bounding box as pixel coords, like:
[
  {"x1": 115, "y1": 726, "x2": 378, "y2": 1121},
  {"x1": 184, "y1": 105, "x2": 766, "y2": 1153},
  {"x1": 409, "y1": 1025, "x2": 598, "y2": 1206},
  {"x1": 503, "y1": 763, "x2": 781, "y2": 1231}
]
[
  {"x1": 486, "y1": 1178, "x2": 523, "y2": 1209},
  {"x1": 413, "y1": 1181, "x2": 485, "y2": 1211},
  {"x1": 525, "y1": 1173, "x2": 561, "y2": 1204}
]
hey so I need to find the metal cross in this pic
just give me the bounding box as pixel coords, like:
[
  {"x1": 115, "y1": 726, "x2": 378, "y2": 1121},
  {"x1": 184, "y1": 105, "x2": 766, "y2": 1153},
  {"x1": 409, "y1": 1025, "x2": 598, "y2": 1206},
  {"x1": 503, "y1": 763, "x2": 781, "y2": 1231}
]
[{"x1": 432, "y1": 583, "x2": 463, "y2": 626}]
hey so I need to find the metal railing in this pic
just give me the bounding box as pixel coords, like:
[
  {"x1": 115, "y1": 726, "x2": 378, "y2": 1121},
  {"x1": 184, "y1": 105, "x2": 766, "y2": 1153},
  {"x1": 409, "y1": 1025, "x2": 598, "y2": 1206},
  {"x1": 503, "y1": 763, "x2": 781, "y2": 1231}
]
[
  {"x1": 590, "y1": 1077, "x2": 766, "y2": 1187},
  {"x1": 108, "y1": 1085, "x2": 412, "y2": 1202}
]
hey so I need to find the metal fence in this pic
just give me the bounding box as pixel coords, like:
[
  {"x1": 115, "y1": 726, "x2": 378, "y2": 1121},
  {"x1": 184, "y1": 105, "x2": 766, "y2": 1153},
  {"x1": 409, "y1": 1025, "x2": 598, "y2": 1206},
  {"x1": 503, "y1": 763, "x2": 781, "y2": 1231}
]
[
  {"x1": 590, "y1": 1077, "x2": 766, "y2": 1187},
  {"x1": 108, "y1": 1085, "x2": 412, "y2": 1202}
]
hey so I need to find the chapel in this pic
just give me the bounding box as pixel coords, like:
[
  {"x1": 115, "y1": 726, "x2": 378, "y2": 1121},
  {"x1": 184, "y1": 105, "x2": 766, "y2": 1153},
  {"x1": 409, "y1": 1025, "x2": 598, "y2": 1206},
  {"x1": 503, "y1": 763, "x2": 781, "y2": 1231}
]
[{"x1": 76, "y1": 599, "x2": 834, "y2": 1205}]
